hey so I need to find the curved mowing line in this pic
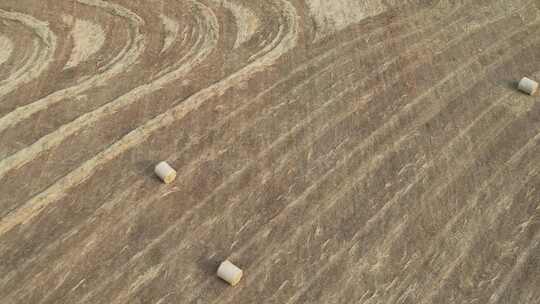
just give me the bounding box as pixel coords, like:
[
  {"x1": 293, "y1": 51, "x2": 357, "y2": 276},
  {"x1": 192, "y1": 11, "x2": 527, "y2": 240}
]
[
  {"x1": 154, "y1": 0, "x2": 215, "y2": 79},
  {"x1": 0, "y1": 0, "x2": 312, "y2": 294},
  {"x1": 0, "y1": 35, "x2": 14, "y2": 66},
  {"x1": 159, "y1": 13, "x2": 180, "y2": 54},
  {"x1": 0, "y1": 0, "x2": 146, "y2": 139},
  {"x1": 0, "y1": 0, "x2": 218, "y2": 184},
  {"x1": 0, "y1": 0, "x2": 451, "y2": 185},
  {"x1": 210, "y1": 0, "x2": 260, "y2": 49},
  {"x1": 0, "y1": 10, "x2": 56, "y2": 100},
  {"x1": 0, "y1": 0, "x2": 294, "y2": 248},
  {"x1": 155, "y1": 0, "x2": 470, "y2": 193},
  {"x1": 64, "y1": 18, "x2": 106, "y2": 69},
  {"x1": 0, "y1": 30, "x2": 27, "y2": 82},
  {"x1": 70, "y1": 3, "x2": 298, "y2": 301}
]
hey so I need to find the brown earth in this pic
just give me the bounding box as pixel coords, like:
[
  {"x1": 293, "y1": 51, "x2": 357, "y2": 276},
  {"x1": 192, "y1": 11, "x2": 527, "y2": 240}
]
[{"x1": 0, "y1": 0, "x2": 539, "y2": 303}]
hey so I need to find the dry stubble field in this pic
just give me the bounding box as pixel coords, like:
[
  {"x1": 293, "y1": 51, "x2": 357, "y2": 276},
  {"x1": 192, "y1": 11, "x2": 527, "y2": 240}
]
[{"x1": 0, "y1": 0, "x2": 539, "y2": 303}]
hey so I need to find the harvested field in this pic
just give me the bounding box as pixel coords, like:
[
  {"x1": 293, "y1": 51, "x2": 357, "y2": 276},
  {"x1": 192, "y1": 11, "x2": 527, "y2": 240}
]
[{"x1": 1, "y1": 0, "x2": 539, "y2": 303}]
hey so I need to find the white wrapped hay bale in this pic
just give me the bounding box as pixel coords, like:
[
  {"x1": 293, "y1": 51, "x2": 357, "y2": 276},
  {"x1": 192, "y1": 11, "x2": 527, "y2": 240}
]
[
  {"x1": 217, "y1": 260, "x2": 243, "y2": 286},
  {"x1": 154, "y1": 161, "x2": 176, "y2": 184},
  {"x1": 518, "y1": 77, "x2": 538, "y2": 95}
]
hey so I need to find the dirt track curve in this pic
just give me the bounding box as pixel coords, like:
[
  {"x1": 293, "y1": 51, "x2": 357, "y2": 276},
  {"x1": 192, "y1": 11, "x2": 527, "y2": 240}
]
[{"x1": 1, "y1": 0, "x2": 539, "y2": 303}]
